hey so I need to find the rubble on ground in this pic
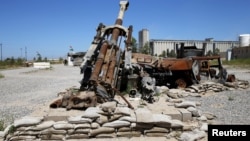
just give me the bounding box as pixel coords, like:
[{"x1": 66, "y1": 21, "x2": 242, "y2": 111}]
[{"x1": 49, "y1": 79, "x2": 249, "y2": 110}]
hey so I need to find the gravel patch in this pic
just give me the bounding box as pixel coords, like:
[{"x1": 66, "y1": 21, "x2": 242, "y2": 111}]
[
  {"x1": 186, "y1": 89, "x2": 250, "y2": 124},
  {"x1": 186, "y1": 66, "x2": 250, "y2": 124},
  {"x1": 0, "y1": 64, "x2": 81, "y2": 124}
]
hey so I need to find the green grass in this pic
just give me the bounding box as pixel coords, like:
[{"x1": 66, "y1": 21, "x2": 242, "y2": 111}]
[
  {"x1": 222, "y1": 58, "x2": 250, "y2": 68},
  {"x1": 0, "y1": 114, "x2": 15, "y2": 131},
  {"x1": 0, "y1": 73, "x2": 4, "y2": 79},
  {"x1": 0, "y1": 65, "x2": 21, "y2": 70},
  {"x1": 8, "y1": 125, "x2": 16, "y2": 134},
  {"x1": 0, "y1": 119, "x2": 4, "y2": 131},
  {"x1": 209, "y1": 58, "x2": 250, "y2": 68}
]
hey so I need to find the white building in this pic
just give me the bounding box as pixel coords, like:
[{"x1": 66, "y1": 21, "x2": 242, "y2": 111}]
[
  {"x1": 138, "y1": 29, "x2": 149, "y2": 49},
  {"x1": 239, "y1": 34, "x2": 250, "y2": 47},
  {"x1": 150, "y1": 39, "x2": 239, "y2": 58}
]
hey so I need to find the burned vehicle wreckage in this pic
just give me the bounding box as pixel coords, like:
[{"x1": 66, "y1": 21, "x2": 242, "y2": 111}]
[{"x1": 50, "y1": 0, "x2": 235, "y2": 110}]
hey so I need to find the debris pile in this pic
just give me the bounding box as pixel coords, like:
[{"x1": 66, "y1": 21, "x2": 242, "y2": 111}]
[
  {"x1": 49, "y1": 88, "x2": 97, "y2": 110},
  {"x1": 49, "y1": 78, "x2": 249, "y2": 110}
]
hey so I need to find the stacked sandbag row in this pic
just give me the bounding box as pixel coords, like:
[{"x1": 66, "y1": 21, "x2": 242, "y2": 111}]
[
  {"x1": 2, "y1": 102, "x2": 185, "y2": 140},
  {"x1": 186, "y1": 80, "x2": 249, "y2": 94},
  {"x1": 165, "y1": 80, "x2": 249, "y2": 99}
]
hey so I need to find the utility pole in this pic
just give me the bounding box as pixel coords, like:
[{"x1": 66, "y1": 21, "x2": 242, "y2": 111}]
[
  {"x1": 0, "y1": 43, "x2": 2, "y2": 61},
  {"x1": 25, "y1": 46, "x2": 27, "y2": 61},
  {"x1": 20, "y1": 48, "x2": 22, "y2": 58}
]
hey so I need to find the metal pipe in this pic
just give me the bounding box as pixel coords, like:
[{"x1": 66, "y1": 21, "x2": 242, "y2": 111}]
[
  {"x1": 105, "y1": 50, "x2": 117, "y2": 85},
  {"x1": 90, "y1": 42, "x2": 109, "y2": 82},
  {"x1": 116, "y1": 0, "x2": 129, "y2": 24},
  {"x1": 110, "y1": 0, "x2": 129, "y2": 46}
]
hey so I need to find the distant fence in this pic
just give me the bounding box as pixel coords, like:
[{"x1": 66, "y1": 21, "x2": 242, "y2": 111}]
[{"x1": 33, "y1": 62, "x2": 51, "y2": 69}]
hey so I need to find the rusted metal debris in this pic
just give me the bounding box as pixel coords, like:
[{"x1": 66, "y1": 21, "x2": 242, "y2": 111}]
[
  {"x1": 50, "y1": 0, "x2": 241, "y2": 110},
  {"x1": 50, "y1": 88, "x2": 97, "y2": 110}
]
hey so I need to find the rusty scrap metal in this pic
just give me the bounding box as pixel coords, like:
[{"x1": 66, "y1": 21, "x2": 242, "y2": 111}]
[
  {"x1": 50, "y1": 89, "x2": 97, "y2": 110},
  {"x1": 160, "y1": 58, "x2": 193, "y2": 70},
  {"x1": 54, "y1": 0, "x2": 239, "y2": 111},
  {"x1": 113, "y1": 88, "x2": 134, "y2": 110},
  {"x1": 227, "y1": 74, "x2": 236, "y2": 82},
  {"x1": 89, "y1": 42, "x2": 109, "y2": 84},
  {"x1": 119, "y1": 94, "x2": 134, "y2": 110},
  {"x1": 77, "y1": 0, "x2": 135, "y2": 108}
]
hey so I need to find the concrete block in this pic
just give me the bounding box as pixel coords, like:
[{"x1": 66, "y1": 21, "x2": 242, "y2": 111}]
[
  {"x1": 135, "y1": 108, "x2": 153, "y2": 123},
  {"x1": 33, "y1": 62, "x2": 51, "y2": 69},
  {"x1": 164, "y1": 108, "x2": 182, "y2": 121},
  {"x1": 178, "y1": 108, "x2": 192, "y2": 122}
]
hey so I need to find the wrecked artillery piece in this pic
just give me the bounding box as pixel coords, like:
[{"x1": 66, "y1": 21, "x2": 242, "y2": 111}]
[{"x1": 50, "y1": 0, "x2": 236, "y2": 110}]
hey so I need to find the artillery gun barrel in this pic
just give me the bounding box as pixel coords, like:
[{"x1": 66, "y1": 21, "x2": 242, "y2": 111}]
[
  {"x1": 110, "y1": 0, "x2": 129, "y2": 45},
  {"x1": 77, "y1": 0, "x2": 134, "y2": 109},
  {"x1": 88, "y1": 1, "x2": 129, "y2": 87},
  {"x1": 89, "y1": 42, "x2": 109, "y2": 83},
  {"x1": 105, "y1": 1, "x2": 129, "y2": 87}
]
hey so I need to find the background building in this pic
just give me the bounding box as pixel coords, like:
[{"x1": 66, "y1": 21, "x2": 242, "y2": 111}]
[
  {"x1": 239, "y1": 34, "x2": 250, "y2": 47},
  {"x1": 138, "y1": 29, "x2": 149, "y2": 49},
  {"x1": 137, "y1": 28, "x2": 250, "y2": 59},
  {"x1": 67, "y1": 52, "x2": 85, "y2": 66},
  {"x1": 232, "y1": 46, "x2": 250, "y2": 59},
  {"x1": 232, "y1": 34, "x2": 250, "y2": 59},
  {"x1": 150, "y1": 39, "x2": 238, "y2": 58}
]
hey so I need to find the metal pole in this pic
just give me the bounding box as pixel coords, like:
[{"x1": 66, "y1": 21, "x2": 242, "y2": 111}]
[
  {"x1": 0, "y1": 43, "x2": 2, "y2": 61},
  {"x1": 20, "y1": 48, "x2": 22, "y2": 58},
  {"x1": 25, "y1": 46, "x2": 27, "y2": 61}
]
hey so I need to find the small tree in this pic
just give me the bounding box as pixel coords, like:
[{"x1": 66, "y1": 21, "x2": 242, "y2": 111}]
[
  {"x1": 140, "y1": 42, "x2": 150, "y2": 54},
  {"x1": 36, "y1": 52, "x2": 42, "y2": 62},
  {"x1": 131, "y1": 37, "x2": 137, "y2": 53},
  {"x1": 166, "y1": 49, "x2": 169, "y2": 57},
  {"x1": 214, "y1": 48, "x2": 220, "y2": 55},
  {"x1": 168, "y1": 49, "x2": 176, "y2": 57},
  {"x1": 207, "y1": 50, "x2": 213, "y2": 56},
  {"x1": 16, "y1": 57, "x2": 24, "y2": 65},
  {"x1": 10, "y1": 57, "x2": 15, "y2": 65},
  {"x1": 4, "y1": 57, "x2": 14, "y2": 65},
  {"x1": 159, "y1": 50, "x2": 166, "y2": 57}
]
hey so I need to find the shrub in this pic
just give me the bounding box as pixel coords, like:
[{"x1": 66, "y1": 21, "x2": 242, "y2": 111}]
[
  {"x1": 0, "y1": 119, "x2": 4, "y2": 131},
  {"x1": 0, "y1": 73, "x2": 4, "y2": 78}
]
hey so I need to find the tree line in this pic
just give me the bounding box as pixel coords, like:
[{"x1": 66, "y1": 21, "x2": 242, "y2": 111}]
[{"x1": 0, "y1": 54, "x2": 64, "y2": 69}]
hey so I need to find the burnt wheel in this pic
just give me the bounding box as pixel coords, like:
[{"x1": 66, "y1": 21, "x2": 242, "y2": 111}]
[{"x1": 175, "y1": 78, "x2": 187, "y2": 88}]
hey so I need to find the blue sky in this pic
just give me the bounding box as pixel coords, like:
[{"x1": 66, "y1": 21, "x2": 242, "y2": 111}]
[{"x1": 0, "y1": 0, "x2": 249, "y2": 60}]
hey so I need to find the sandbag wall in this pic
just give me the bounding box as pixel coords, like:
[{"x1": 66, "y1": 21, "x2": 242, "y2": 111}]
[{"x1": 2, "y1": 102, "x2": 185, "y2": 141}]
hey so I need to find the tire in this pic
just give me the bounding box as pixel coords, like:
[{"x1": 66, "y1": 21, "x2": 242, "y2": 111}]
[{"x1": 175, "y1": 78, "x2": 187, "y2": 88}]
